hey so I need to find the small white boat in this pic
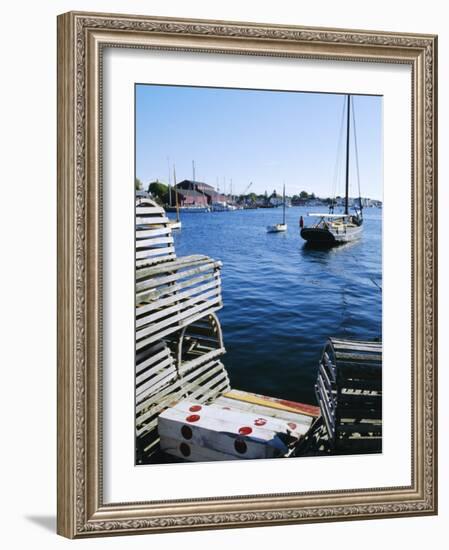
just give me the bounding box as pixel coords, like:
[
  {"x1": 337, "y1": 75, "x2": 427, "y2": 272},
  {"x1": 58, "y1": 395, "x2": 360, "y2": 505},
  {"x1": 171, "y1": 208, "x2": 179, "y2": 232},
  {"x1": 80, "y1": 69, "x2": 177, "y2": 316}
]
[
  {"x1": 267, "y1": 184, "x2": 287, "y2": 233},
  {"x1": 267, "y1": 223, "x2": 287, "y2": 233},
  {"x1": 168, "y1": 219, "x2": 182, "y2": 230}
]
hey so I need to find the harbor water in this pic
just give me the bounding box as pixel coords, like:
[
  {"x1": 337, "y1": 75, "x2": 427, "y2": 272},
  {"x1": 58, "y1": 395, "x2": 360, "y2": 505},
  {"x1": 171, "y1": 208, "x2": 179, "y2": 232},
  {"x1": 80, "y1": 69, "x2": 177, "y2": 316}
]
[{"x1": 170, "y1": 207, "x2": 382, "y2": 406}]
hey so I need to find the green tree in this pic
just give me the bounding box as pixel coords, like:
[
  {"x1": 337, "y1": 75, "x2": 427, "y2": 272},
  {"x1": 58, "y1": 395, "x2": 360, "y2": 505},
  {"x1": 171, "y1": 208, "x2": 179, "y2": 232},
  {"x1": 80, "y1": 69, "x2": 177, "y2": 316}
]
[
  {"x1": 299, "y1": 190, "x2": 309, "y2": 199},
  {"x1": 148, "y1": 181, "x2": 169, "y2": 205},
  {"x1": 135, "y1": 177, "x2": 143, "y2": 191}
]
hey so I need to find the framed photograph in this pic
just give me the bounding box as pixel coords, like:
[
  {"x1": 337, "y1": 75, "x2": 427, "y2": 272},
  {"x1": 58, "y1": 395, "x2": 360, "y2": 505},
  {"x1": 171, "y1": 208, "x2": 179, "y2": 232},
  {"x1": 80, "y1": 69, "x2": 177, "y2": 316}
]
[{"x1": 57, "y1": 11, "x2": 437, "y2": 538}]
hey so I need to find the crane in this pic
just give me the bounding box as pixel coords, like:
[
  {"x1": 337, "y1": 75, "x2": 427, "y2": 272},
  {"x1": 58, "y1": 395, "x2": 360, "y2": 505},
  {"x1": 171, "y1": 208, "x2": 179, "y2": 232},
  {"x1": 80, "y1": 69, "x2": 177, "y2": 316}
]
[{"x1": 241, "y1": 181, "x2": 253, "y2": 195}]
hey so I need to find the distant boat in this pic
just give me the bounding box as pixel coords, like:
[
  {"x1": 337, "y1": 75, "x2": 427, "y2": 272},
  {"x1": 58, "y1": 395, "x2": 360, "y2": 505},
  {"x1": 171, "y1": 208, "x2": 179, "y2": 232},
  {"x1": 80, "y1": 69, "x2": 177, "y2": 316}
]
[
  {"x1": 300, "y1": 94, "x2": 363, "y2": 246},
  {"x1": 178, "y1": 205, "x2": 211, "y2": 213},
  {"x1": 267, "y1": 184, "x2": 287, "y2": 233},
  {"x1": 212, "y1": 201, "x2": 237, "y2": 212}
]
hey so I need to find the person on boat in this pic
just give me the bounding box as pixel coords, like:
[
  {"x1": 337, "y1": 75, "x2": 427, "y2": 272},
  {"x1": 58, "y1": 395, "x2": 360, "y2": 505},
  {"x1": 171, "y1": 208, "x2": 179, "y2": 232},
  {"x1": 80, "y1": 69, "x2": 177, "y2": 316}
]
[
  {"x1": 299, "y1": 216, "x2": 304, "y2": 229},
  {"x1": 329, "y1": 202, "x2": 334, "y2": 214}
]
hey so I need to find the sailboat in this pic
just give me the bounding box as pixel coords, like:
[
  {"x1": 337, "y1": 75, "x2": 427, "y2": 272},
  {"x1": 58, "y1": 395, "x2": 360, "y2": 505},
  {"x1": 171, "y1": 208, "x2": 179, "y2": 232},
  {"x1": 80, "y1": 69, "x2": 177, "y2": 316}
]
[
  {"x1": 267, "y1": 184, "x2": 288, "y2": 233},
  {"x1": 300, "y1": 94, "x2": 363, "y2": 246},
  {"x1": 168, "y1": 165, "x2": 182, "y2": 230}
]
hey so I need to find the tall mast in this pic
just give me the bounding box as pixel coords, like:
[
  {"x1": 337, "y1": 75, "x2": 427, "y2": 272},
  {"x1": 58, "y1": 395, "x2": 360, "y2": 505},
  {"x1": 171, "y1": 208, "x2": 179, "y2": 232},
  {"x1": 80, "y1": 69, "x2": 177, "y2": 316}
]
[
  {"x1": 167, "y1": 156, "x2": 172, "y2": 207},
  {"x1": 344, "y1": 95, "x2": 351, "y2": 215},
  {"x1": 173, "y1": 165, "x2": 180, "y2": 222},
  {"x1": 282, "y1": 183, "x2": 286, "y2": 225},
  {"x1": 192, "y1": 160, "x2": 196, "y2": 183}
]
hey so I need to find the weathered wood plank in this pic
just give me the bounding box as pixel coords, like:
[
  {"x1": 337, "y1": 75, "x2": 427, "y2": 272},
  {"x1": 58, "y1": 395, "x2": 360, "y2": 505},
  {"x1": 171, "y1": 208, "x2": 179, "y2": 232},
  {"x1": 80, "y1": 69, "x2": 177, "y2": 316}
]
[
  {"x1": 136, "y1": 255, "x2": 215, "y2": 279},
  {"x1": 214, "y1": 396, "x2": 313, "y2": 431},
  {"x1": 136, "y1": 279, "x2": 220, "y2": 320},
  {"x1": 136, "y1": 346, "x2": 171, "y2": 375},
  {"x1": 136, "y1": 206, "x2": 165, "y2": 215},
  {"x1": 136, "y1": 236, "x2": 174, "y2": 248},
  {"x1": 315, "y1": 382, "x2": 335, "y2": 440},
  {"x1": 136, "y1": 262, "x2": 220, "y2": 293},
  {"x1": 223, "y1": 389, "x2": 320, "y2": 418},
  {"x1": 136, "y1": 304, "x2": 222, "y2": 350},
  {"x1": 136, "y1": 253, "x2": 177, "y2": 268},
  {"x1": 136, "y1": 273, "x2": 220, "y2": 306},
  {"x1": 136, "y1": 368, "x2": 178, "y2": 403},
  {"x1": 179, "y1": 347, "x2": 226, "y2": 375},
  {"x1": 136, "y1": 356, "x2": 174, "y2": 385},
  {"x1": 137, "y1": 288, "x2": 221, "y2": 330},
  {"x1": 136, "y1": 297, "x2": 222, "y2": 342},
  {"x1": 335, "y1": 351, "x2": 382, "y2": 363},
  {"x1": 136, "y1": 226, "x2": 173, "y2": 239},
  {"x1": 136, "y1": 245, "x2": 176, "y2": 260},
  {"x1": 136, "y1": 216, "x2": 170, "y2": 225}
]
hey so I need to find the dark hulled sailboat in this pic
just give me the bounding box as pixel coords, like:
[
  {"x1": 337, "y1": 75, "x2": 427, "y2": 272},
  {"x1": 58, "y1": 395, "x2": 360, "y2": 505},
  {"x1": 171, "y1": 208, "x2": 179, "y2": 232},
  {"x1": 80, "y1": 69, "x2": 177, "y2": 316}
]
[{"x1": 300, "y1": 95, "x2": 363, "y2": 246}]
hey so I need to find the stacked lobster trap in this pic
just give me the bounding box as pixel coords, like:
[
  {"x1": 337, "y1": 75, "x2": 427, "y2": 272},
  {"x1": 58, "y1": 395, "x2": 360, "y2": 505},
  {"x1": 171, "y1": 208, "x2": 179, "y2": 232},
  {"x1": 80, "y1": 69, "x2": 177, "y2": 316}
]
[
  {"x1": 135, "y1": 199, "x2": 319, "y2": 463},
  {"x1": 134, "y1": 198, "x2": 379, "y2": 463},
  {"x1": 135, "y1": 199, "x2": 231, "y2": 462},
  {"x1": 314, "y1": 338, "x2": 382, "y2": 453}
]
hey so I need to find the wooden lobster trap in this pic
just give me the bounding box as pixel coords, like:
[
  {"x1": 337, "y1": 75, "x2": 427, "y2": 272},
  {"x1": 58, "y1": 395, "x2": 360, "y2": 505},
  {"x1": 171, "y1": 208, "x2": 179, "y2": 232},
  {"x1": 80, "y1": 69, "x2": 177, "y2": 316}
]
[
  {"x1": 315, "y1": 338, "x2": 382, "y2": 453},
  {"x1": 135, "y1": 198, "x2": 318, "y2": 463}
]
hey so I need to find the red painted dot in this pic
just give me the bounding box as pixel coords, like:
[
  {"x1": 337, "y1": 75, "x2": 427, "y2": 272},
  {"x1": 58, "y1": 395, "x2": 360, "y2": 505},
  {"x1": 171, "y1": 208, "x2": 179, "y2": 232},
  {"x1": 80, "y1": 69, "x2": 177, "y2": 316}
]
[
  {"x1": 238, "y1": 426, "x2": 253, "y2": 435},
  {"x1": 287, "y1": 422, "x2": 297, "y2": 430},
  {"x1": 186, "y1": 414, "x2": 200, "y2": 423},
  {"x1": 189, "y1": 405, "x2": 202, "y2": 412},
  {"x1": 254, "y1": 418, "x2": 267, "y2": 426},
  {"x1": 181, "y1": 425, "x2": 193, "y2": 439}
]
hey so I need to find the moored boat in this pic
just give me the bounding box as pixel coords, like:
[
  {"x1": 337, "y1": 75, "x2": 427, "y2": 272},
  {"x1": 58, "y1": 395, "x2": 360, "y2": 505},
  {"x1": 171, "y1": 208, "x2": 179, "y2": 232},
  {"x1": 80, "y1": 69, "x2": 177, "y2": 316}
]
[
  {"x1": 300, "y1": 94, "x2": 363, "y2": 246},
  {"x1": 267, "y1": 184, "x2": 288, "y2": 233},
  {"x1": 301, "y1": 212, "x2": 362, "y2": 245}
]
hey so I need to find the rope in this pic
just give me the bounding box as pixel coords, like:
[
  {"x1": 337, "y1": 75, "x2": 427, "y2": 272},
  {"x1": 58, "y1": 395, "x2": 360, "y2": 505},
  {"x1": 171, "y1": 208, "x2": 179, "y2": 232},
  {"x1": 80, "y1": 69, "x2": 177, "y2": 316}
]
[
  {"x1": 331, "y1": 96, "x2": 347, "y2": 204},
  {"x1": 351, "y1": 98, "x2": 362, "y2": 209}
]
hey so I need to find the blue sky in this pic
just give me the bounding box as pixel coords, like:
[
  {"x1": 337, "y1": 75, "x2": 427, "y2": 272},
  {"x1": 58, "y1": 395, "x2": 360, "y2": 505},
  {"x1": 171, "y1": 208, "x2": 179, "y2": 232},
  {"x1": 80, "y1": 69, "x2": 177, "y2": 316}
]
[{"x1": 136, "y1": 85, "x2": 383, "y2": 200}]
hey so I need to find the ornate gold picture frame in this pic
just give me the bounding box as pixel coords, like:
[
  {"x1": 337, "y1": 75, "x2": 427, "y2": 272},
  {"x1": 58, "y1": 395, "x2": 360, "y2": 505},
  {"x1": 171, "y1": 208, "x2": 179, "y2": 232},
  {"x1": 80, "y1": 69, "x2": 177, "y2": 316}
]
[{"x1": 57, "y1": 11, "x2": 437, "y2": 538}]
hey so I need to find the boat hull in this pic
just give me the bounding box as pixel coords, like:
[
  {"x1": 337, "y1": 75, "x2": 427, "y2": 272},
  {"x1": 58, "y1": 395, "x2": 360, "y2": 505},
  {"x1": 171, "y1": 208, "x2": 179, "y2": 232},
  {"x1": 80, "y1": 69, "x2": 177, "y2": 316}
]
[
  {"x1": 267, "y1": 224, "x2": 287, "y2": 233},
  {"x1": 168, "y1": 220, "x2": 182, "y2": 230},
  {"x1": 301, "y1": 224, "x2": 362, "y2": 246}
]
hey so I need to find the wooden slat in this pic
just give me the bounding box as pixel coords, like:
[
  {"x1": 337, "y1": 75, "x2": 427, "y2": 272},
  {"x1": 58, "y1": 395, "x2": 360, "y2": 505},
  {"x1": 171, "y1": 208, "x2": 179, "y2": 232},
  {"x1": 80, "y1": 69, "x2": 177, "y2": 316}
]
[
  {"x1": 136, "y1": 379, "x2": 183, "y2": 414},
  {"x1": 335, "y1": 351, "x2": 382, "y2": 363},
  {"x1": 136, "y1": 273, "x2": 220, "y2": 306},
  {"x1": 137, "y1": 288, "x2": 221, "y2": 329},
  {"x1": 136, "y1": 369, "x2": 178, "y2": 403},
  {"x1": 136, "y1": 236, "x2": 174, "y2": 248},
  {"x1": 178, "y1": 347, "x2": 226, "y2": 375},
  {"x1": 136, "y1": 253, "x2": 177, "y2": 268},
  {"x1": 136, "y1": 346, "x2": 171, "y2": 374},
  {"x1": 136, "y1": 206, "x2": 165, "y2": 215},
  {"x1": 136, "y1": 262, "x2": 219, "y2": 293},
  {"x1": 315, "y1": 381, "x2": 335, "y2": 441},
  {"x1": 136, "y1": 245, "x2": 176, "y2": 260},
  {"x1": 136, "y1": 304, "x2": 222, "y2": 350},
  {"x1": 214, "y1": 396, "x2": 313, "y2": 432},
  {"x1": 136, "y1": 356, "x2": 174, "y2": 384},
  {"x1": 136, "y1": 255, "x2": 214, "y2": 279},
  {"x1": 136, "y1": 296, "x2": 222, "y2": 342},
  {"x1": 136, "y1": 226, "x2": 173, "y2": 239},
  {"x1": 223, "y1": 389, "x2": 320, "y2": 418},
  {"x1": 136, "y1": 279, "x2": 220, "y2": 320},
  {"x1": 136, "y1": 216, "x2": 170, "y2": 224}
]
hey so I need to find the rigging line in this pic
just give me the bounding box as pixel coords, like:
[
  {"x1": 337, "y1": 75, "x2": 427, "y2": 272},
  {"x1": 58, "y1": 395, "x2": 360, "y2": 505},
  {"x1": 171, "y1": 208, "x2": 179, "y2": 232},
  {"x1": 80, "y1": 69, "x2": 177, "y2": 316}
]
[
  {"x1": 351, "y1": 98, "x2": 362, "y2": 207},
  {"x1": 369, "y1": 277, "x2": 382, "y2": 291},
  {"x1": 332, "y1": 96, "x2": 347, "y2": 202}
]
